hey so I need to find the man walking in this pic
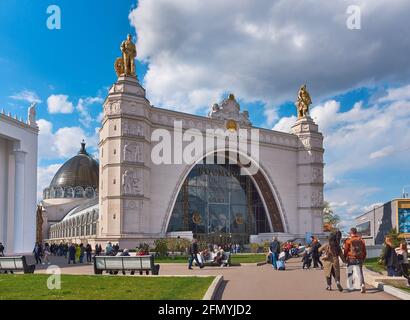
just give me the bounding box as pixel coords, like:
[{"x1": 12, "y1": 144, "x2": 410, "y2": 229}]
[
  {"x1": 188, "y1": 239, "x2": 204, "y2": 270},
  {"x1": 269, "y1": 237, "x2": 280, "y2": 270},
  {"x1": 344, "y1": 227, "x2": 367, "y2": 293},
  {"x1": 32, "y1": 242, "x2": 43, "y2": 264}
]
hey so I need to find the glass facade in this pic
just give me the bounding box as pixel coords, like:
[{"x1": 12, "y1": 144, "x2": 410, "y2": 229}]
[{"x1": 167, "y1": 159, "x2": 272, "y2": 244}]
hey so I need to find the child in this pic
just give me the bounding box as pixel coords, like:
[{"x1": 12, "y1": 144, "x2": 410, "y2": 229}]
[{"x1": 302, "y1": 246, "x2": 312, "y2": 269}]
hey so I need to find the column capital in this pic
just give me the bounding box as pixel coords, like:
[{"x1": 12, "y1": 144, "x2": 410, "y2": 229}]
[{"x1": 13, "y1": 149, "x2": 27, "y2": 163}]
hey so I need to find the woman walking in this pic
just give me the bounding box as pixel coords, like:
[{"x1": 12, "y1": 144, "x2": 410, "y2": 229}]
[
  {"x1": 383, "y1": 236, "x2": 399, "y2": 277},
  {"x1": 43, "y1": 243, "x2": 51, "y2": 265},
  {"x1": 395, "y1": 242, "x2": 410, "y2": 286},
  {"x1": 319, "y1": 233, "x2": 345, "y2": 291}
]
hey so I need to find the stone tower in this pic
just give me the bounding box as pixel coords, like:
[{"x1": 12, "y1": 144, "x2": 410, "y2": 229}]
[
  {"x1": 99, "y1": 75, "x2": 151, "y2": 246},
  {"x1": 291, "y1": 115, "x2": 324, "y2": 234}
]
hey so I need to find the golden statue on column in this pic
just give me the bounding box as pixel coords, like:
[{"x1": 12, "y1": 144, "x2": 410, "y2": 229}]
[
  {"x1": 295, "y1": 84, "x2": 312, "y2": 118},
  {"x1": 114, "y1": 34, "x2": 137, "y2": 77}
]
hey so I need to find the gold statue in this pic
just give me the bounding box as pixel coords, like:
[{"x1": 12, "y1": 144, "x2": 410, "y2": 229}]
[
  {"x1": 295, "y1": 84, "x2": 312, "y2": 118},
  {"x1": 115, "y1": 34, "x2": 137, "y2": 77}
]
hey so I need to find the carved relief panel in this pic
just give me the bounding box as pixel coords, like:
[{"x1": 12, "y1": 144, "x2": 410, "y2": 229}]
[
  {"x1": 122, "y1": 168, "x2": 143, "y2": 196},
  {"x1": 123, "y1": 142, "x2": 144, "y2": 163},
  {"x1": 122, "y1": 119, "x2": 145, "y2": 137}
]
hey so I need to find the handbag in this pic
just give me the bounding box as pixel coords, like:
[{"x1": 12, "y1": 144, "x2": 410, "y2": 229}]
[{"x1": 321, "y1": 246, "x2": 330, "y2": 260}]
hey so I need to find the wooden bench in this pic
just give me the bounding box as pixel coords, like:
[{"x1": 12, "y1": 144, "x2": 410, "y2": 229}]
[
  {"x1": 93, "y1": 255, "x2": 160, "y2": 275},
  {"x1": 0, "y1": 256, "x2": 35, "y2": 274}
]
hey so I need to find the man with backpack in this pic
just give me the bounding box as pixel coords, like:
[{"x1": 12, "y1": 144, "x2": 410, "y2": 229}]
[{"x1": 343, "y1": 227, "x2": 367, "y2": 293}]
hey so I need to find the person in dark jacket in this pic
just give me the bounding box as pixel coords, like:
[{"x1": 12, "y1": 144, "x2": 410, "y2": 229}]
[
  {"x1": 85, "y1": 244, "x2": 92, "y2": 262},
  {"x1": 0, "y1": 242, "x2": 5, "y2": 257},
  {"x1": 32, "y1": 242, "x2": 43, "y2": 264},
  {"x1": 269, "y1": 237, "x2": 280, "y2": 270},
  {"x1": 68, "y1": 243, "x2": 76, "y2": 264},
  {"x1": 79, "y1": 243, "x2": 85, "y2": 263},
  {"x1": 311, "y1": 236, "x2": 323, "y2": 269},
  {"x1": 383, "y1": 236, "x2": 399, "y2": 277},
  {"x1": 188, "y1": 239, "x2": 204, "y2": 269}
]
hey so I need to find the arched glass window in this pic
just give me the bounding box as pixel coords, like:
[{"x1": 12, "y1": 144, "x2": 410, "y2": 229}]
[
  {"x1": 85, "y1": 187, "x2": 95, "y2": 198},
  {"x1": 167, "y1": 156, "x2": 274, "y2": 245},
  {"x1": 54, "y1": 187, "x2": 63, "y2": 198},
  {"x1": 65, "y1": 187, "x2": 74, "y2": 198},
  {"x1": 74, "y1": 187, "x2": 84, "y2": 198}
]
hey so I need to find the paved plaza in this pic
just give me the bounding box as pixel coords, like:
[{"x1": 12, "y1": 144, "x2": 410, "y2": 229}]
[{"x1": 28, "y1": 256, "x2": 396, "y2": 300}]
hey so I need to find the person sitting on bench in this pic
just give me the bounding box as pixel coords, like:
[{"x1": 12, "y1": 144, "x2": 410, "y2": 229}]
[{"x1": 214, "y1": 246, "x2": 225, "y2": 266}]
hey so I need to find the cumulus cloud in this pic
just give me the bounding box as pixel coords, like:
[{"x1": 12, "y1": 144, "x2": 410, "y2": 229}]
[
  {"x1": 38, "y1": 119, "x2": 98, "y2": 159},
  {"x1": 37, "y1": 163, "x2": 63, "y2": 201},
  {"x1": 130, "y1": 0, "x2": 410, "y2": 115},
  {"x1": 272, "y1": 115, "x2": 297, "y2": 133},
  {"x1": 10, "y1": 90, "x2": 42, "y2": 104},
  {"x1": 369, "y1": 146, "x2": 394, "y2": 159},
  {"x1": 76, "y1": 97, "x2": 104, "y2": 128},
  {"x1": 379, "y1": 84, "x2": 410, "y2": 102},
  {"x1": 47, "y1": 94, "x2": 74, "y2": 114}
]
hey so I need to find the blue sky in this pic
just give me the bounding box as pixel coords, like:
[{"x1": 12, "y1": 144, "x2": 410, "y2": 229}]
[{"x1": 1, "y1": 0, "x2": 410, "y2": 229}]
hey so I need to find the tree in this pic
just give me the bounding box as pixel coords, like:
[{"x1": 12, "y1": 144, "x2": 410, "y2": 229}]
[{"x1": 322, "y1": 201, "x2": 341, "y2": 231}]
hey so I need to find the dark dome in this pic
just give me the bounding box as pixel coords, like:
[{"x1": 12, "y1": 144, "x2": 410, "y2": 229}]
[{"x1": 49, "y1": 141, "x2": 99, "y2": 189}]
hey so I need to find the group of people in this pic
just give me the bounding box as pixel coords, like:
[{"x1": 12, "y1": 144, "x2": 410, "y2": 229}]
[
  {"x1": 32, "y1": 242, "x2": 93, "y2": 265},
  {"x1": 383, "y1": 237, "x2": 409, "y2": 285},
  {"x1": 269, "y1": 228, "x2": 368, "y2": 293},
  {"x1": 187, "y1": 239, "x2": 229, "y2": 269}
]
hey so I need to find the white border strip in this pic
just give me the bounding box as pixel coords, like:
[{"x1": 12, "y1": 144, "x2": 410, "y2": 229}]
[{"x1": 203, "y1": 275, "x2": 224, "y2": 300}]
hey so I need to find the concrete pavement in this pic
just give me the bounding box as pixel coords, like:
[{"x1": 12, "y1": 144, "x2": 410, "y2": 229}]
[{"x1": 28, "y1": 256, "x2": 397, "y2": 300}]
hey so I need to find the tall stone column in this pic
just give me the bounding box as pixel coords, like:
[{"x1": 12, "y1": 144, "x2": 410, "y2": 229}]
[
  {"x1": 99, "y1": 75, "x2": 151, "y2": 245},
  {"x1": 13, "y1": 149, "x2": 26, "y2": 253},
  {"x1": 291, "y1": 116, "x2": 324, "y2": 234}
]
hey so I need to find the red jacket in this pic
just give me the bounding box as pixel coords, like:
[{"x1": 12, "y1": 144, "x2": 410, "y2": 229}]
[{"x1": 344, "y1": 235, "x2": 366, "y2": 261}]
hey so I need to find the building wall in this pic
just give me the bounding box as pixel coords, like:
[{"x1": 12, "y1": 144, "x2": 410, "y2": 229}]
[
  {"x1": 97, "y1": 76, "x2": 324, "y2": 246},
  {"x1": 0, "y1": 113, "x2": 38, "y2": 253},
  {"x1": 355, "y1": 199, "x2": 410, "y2": 245}
]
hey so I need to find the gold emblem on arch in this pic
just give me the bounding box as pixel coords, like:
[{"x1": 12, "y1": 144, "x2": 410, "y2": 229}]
[
  {"x1": 226, "y1": 119, "x2": 238, "y2": 132},
  {"x1": 192, "y1": 211, "x2": 202, "y2": 224}
]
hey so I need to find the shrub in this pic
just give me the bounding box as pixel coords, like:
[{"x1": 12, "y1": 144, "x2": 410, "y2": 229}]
[
  {"x1": 154, "y1": 239, "x2": 168, "y2": 257},
  {"x1": 250, "y1": 243, "x2": 260, "y2": 253}
]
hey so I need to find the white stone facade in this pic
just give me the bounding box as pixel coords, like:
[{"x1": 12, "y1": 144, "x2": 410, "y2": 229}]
[
  {"x1": 96, "y1": 76, "x2": 324, "y2": 247},
  {"x1": 0, "y1": 107, "x2": 39, "y2": 254}
]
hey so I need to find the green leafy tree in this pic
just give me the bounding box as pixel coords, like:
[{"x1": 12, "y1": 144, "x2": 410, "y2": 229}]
[{"x1": 322, "y1": 201, "x2": 341, "y2": 231}]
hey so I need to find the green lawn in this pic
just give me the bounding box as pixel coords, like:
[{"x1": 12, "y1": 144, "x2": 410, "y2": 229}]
[
  {"x1": 364, "y1": 258, "x2": 386, "y2": 274},
  {"x1": 155, "y1": 254, "x2": 266, "y2": 264},
  {"x1": 0, "y1": 274, "x2": 214, "y2": 300},
  {"x1": 231, "y1": 254, "x2": 266, "y2": 264}
]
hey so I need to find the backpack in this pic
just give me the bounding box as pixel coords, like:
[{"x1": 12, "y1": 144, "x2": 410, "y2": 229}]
[{"x1": 350, "y1": 239, "x2": 364, "y2": 259}]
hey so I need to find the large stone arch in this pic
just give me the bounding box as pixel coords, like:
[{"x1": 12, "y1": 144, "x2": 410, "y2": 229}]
[{"x1": 162, "y1": 148, "x2": 289, "y2": 234}]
